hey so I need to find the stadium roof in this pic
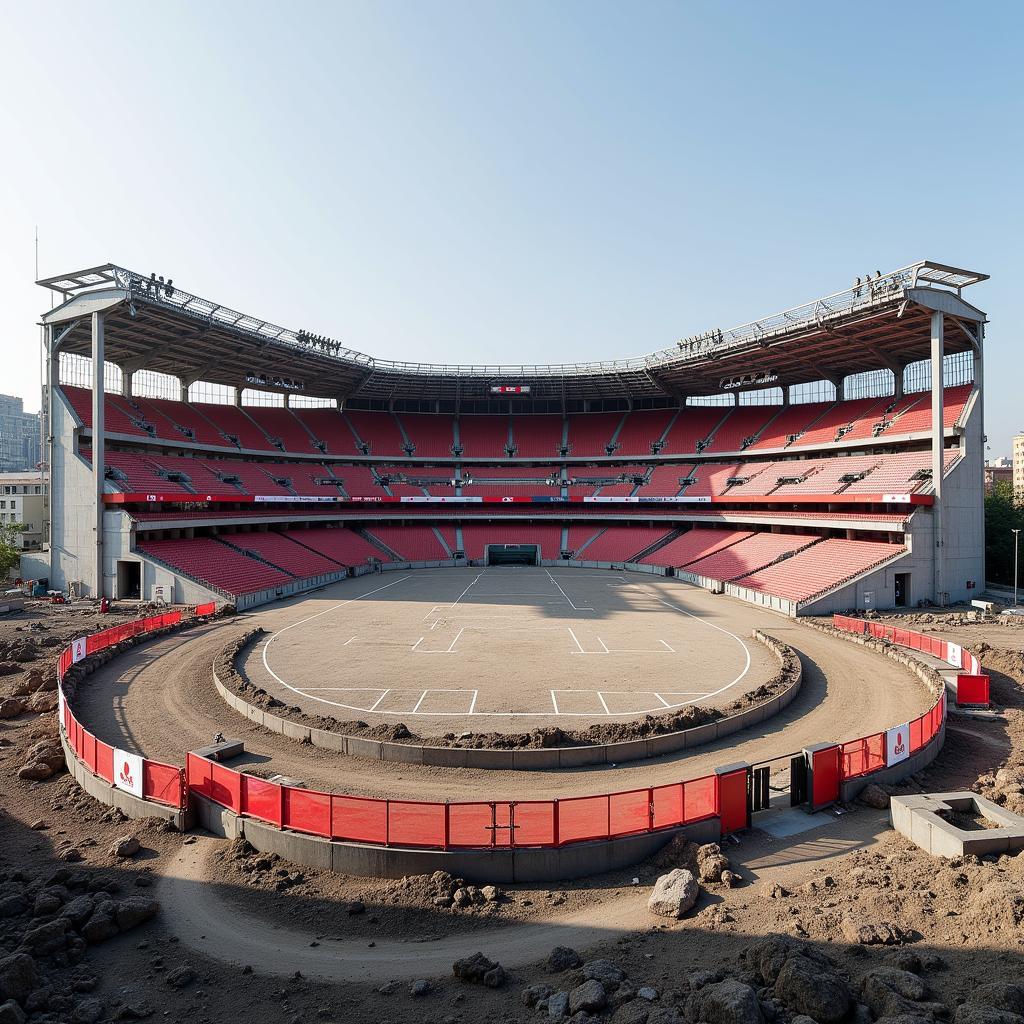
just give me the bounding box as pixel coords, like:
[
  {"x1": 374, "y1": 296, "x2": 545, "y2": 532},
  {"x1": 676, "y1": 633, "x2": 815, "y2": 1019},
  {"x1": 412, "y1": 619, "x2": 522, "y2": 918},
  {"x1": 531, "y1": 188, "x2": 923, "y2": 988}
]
[{"x1": 38, "y1": 261, "x2": 987, "y2": 404}]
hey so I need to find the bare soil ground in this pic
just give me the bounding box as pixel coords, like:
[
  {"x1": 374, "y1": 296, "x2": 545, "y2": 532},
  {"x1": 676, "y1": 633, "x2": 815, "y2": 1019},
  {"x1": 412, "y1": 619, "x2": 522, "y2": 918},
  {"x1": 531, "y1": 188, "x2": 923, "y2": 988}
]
[
  {"x1": 239, "y1": 568, "x2": 778, "y2": 736},
  {"x1": 4, "y1": 599, "x2": 1024, "y2": 1024}
]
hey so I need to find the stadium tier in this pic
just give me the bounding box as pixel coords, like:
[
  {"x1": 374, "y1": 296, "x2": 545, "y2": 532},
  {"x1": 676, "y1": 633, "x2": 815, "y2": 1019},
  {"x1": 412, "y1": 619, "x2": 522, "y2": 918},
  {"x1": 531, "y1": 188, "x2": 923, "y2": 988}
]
[{"x1": 39, "y1": 259, "x2": 986, "y2": 614}]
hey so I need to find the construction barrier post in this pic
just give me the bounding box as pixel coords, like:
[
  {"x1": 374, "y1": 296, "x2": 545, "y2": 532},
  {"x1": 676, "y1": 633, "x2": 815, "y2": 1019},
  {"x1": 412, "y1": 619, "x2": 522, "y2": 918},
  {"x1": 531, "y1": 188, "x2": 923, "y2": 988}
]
[
  {"x1": 956, "y1": 673, "x2": 990, "y2": 707},
  {"x1": 715, "y1": 762, "x2": 750, "y2": 834},
  {"x1": 803, "y1": 742, "x2": 842, "y2": 812}
]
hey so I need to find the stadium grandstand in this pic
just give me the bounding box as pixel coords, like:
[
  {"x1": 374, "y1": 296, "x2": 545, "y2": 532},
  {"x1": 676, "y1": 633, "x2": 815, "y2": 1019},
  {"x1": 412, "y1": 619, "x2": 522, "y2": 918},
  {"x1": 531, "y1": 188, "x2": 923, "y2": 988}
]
[{"x1": 35, "y1": 260, "x2": 986, "y2": 615}]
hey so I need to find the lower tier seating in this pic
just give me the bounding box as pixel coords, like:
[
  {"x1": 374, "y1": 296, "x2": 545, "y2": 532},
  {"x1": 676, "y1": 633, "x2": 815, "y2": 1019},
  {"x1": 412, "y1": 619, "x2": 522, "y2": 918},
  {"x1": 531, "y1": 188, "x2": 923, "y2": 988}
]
[{"x1": 136, "y1": 537, "x2": 293, "y2": 595}]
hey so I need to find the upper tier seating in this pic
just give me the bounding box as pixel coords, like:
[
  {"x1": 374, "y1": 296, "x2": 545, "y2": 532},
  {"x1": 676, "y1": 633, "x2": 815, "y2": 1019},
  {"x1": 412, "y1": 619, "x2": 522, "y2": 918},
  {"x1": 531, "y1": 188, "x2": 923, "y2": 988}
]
[
  {"x1": 221, "y1": 531, "x2": 342, "y2": 576},
  {"x1": 459, "y1": 415, "x2": 511, "y2": 458},
  {"x1": 566, "y1": 412, "x2": 625, "y2": 457},
  {"x1": 660, "y1": 407, "x2": 729, "y2": 455},
  {"x1": 574, "y1": 526, "x2": 673, "y2": 562},
  {"x1": 137, "y1": 537, "x2": 293, "y2": 594},
  {"x1": 365, "y1": 525, "x2": 448, "y2": 561},
  {"x1": 511, "y1": 415, "x2": 564, "y2": 457},
  {"x1": 746, "y1": 403, "x2": 833, "y2": 450},
  {"x1": 702, "y1": 407, "x2": 780, "y2": 454},
  {"x1": 286, "y1": 527, "x2": 391, "y2": 565},
  {"x1": 636, "y1": 464, "x2": 695, "y2": 497},
  {"x1": 683, "y1": 532, "x2": 818, "y2": 581},
  {"x1": 640, "y1": 527, "x2": 753, "y2": 567},
  {"x1": 244, "y1": 407, "x2": 318, "y2": 454},
  {"x1": 62, "y1": 385, "x2": 975, "y2": 459},
  {"x1": 103, "y1": 451, "x2": 192, "y2": 494},
  {"x1": 736, "y1": 538, "x2": 905, "y2": 603},
  {"x1": 343, "y1": 410, "x2": 406, "y2": 456},
  {"x1": 329, "y1": 464, "x2": 382, "y2": 497},
  {"x1": 459, "y1": 524, "x2": 562, "y2": 560},
  {"x1": 291, "y1": 407, "x2": 351, "y2": 454},
  {"x1": 190, "y1": 404, "x2": 276, "y2": 451},
  {"x1": 400, "y1": 413, "x2": 455, "y2": 458},
  {"x1": 613, "y1": 410, "x2": 676, "y2": 456}
]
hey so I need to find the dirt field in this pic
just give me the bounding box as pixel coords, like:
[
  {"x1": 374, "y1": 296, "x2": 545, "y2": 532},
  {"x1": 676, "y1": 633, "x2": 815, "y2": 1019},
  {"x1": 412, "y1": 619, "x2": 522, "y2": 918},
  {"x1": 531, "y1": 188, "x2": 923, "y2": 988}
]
[
  {"x1": 3, "y1": 596, "x2": 1024, "y2": 1024},
  {"x1": 239, "y1": 568, "x2": 777, "y2": 735}
]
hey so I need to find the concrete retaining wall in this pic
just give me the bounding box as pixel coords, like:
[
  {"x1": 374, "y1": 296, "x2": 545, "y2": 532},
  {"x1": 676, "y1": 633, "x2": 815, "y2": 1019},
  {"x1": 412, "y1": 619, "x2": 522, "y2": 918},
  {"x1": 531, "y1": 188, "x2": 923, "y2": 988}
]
[
  {"x1": 190, "y1": 792, "x2": 720, "y2": 883},
  {"x1": 60, "y1": 731, "x2": 189, "y2": 830},
  {"x1": 216, "y1": 628, "x2": 802, "y2": 769}
]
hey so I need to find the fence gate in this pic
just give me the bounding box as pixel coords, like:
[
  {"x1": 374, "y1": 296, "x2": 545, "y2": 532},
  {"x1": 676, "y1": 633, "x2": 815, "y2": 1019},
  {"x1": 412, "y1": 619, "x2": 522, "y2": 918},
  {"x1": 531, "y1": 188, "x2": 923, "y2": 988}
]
[
  {"x1": 749, "y1": 753, "x2": 807, "y2": 817},
  {"x1": 790, "y1": 754, "x2": 808, "y2": 807}
]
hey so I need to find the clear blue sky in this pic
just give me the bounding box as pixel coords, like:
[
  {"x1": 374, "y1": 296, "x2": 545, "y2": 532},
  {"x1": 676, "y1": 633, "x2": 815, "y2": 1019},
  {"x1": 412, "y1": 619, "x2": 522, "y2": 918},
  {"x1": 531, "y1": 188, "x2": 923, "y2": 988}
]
[{"x1": 1, "y1": 2, "x2": 1021, "y2": 455}]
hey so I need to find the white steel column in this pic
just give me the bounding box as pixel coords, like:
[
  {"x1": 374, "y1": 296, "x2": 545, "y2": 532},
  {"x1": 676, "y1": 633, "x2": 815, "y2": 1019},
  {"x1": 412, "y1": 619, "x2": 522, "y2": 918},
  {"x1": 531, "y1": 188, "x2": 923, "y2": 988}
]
[
  {"x1": 930, "y1": 311, "x2": 944, "y2": 605},
  {"x1": 91, "y1": 312, "x2": 105, "y2": 598}
]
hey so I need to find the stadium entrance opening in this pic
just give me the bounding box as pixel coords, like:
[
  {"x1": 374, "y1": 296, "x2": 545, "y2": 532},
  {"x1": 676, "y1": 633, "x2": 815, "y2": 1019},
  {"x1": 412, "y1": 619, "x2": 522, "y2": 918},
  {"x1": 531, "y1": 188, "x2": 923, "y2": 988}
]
[
  {"x1": 894, "y1": 573, "x2": 909, "y2": 607},
  {"x1": 486, "y1": 544, "x2": 540, "y2": 566},
  {"x1": 116, "y1": 560, "x2": 141, "y2": 600}
]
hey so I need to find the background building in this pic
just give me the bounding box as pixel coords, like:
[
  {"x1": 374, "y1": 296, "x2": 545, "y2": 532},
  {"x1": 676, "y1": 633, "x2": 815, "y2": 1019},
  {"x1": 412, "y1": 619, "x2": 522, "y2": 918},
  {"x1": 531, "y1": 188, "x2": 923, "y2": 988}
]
[
  {"x1": 985, "y1": 457, "x2": 1012, "y2": 493},
  {"x1": 0, "y1": 393, "x2": 41, "y2": 472},
  {"x1": 0, "y1": 471, "x2": 48, "y2": 551},
  {"x1": 1014, "y1": 435, "x2": 1024, "y2": 505}
]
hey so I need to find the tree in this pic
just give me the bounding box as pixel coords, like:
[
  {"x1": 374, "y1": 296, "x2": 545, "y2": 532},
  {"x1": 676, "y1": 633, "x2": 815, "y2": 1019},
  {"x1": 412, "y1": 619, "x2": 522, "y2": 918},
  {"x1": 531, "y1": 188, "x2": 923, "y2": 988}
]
[
  {"x1": 984, "y1": 480, "x2": 1024, "y2": 586},
  {"x1": 0, "y1": 522, "x2": 26, "y2": 581}
]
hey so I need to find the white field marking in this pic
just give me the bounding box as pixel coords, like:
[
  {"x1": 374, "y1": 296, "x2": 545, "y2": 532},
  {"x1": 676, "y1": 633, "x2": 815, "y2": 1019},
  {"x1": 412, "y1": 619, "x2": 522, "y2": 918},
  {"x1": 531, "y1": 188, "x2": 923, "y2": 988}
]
[
  {"x1": 544, "y1": 568, "x2": 594, "y2": 611},
  {"x1": 422, "y1": 606, "x2": 444, "y2": 621},
  {"x1": 654, "y1": 693, "x2": 671, "y2": 708},
  {"x1": 550, "y1": 690, "x2": 561, "y2": 714},
  {"x1": 342, "y1": 636, "x2": 359, "y2": 646},
  {"x1": 411, "y1": 691, "x2": 429, "y2": 713},
  {"x1": 367, "y1": 690, "x2": 391, "y2": 712},
  {"x1": 468, "y1": 690, "x2": 479, "y2": 714},
  {"x1": 449, "y1": 574, "x2": 484, "y2": 608},
  {"x1": 660, "y1": 639, "x2": 676, "y2": 652},
  {"x1": 598, "y1": 636, "x2": 610, "y2": 653},
  {"x1": 410, "y1": 637, "x2": 425, "y2": 652},
  {"x1": 567, "y1": 627, "x2": 586, "y2": 654},
  {"x1": 597, "y1": 692, "x2": 611, "y2": 715},
  {"x1": 261, "y1": 575, "x2": 415, "y2": 707},
  {"x1": 414, "y1": 626, "x2": 465, "y2": 654}
]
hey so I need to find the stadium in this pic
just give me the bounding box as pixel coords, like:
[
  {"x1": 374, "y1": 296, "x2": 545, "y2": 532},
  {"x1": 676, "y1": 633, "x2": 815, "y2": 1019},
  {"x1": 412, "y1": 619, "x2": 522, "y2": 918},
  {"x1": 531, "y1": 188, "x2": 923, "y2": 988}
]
[{"x1": 4, "y1": 255, "x2": 1005, "y2": 998}]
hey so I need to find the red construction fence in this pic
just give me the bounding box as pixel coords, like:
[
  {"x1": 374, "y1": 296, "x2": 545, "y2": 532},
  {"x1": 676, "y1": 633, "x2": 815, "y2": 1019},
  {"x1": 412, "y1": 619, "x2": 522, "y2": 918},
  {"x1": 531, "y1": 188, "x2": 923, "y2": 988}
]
[
  {"x1": 57, "y1": 604, "x2": 220, "y2": 810},
  {"x1": 56, "y1": 605, "x2": 952, "y2": 847}
]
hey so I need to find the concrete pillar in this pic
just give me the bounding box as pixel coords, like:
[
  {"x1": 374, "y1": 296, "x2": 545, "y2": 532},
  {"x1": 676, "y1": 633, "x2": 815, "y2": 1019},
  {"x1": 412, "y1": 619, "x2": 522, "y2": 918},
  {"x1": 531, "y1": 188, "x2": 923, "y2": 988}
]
[
  {"x1": 91, "y1": 312, "x2": 105, "y2": 599},
  {"x1": 974, "y1": 325, "x2": 985, "y2": 586},
  {"x1": 233, "y1": 387, "x2": 243, "y2": 407},
  {"x1": 931, "y1": 311, "x2": 944, "y2": 606},
  {"x1": 122, "y1": 368, "x2": 133, "y2": 400},
  {"x1": 45, "y1": 326, "x2": 58, "y2": 559}
]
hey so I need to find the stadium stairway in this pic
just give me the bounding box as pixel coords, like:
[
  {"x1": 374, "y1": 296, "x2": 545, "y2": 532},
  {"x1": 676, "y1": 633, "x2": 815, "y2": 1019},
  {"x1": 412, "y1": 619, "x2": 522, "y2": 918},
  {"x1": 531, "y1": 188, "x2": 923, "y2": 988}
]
[
  {"x1": 629, "y1": 528, "x2": 685, "y2": 563},
  {"x1": 354, "y1": 527, "x2": 405, "y2": 562},
  {"x1": 214, "y1": 536, "x2": 300, "y2": 579}
]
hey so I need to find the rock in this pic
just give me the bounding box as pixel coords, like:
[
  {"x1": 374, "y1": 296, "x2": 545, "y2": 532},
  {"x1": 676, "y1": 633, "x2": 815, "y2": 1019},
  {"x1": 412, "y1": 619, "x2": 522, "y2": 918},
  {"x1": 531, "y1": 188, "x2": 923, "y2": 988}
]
[
  {"x1": 19, "y1": 917, "x2": 70, "y2": 956},
  {"x1": 774, "y1": 954, "x2": 852, "y2": 1023},
  {"x1": 346, "y1": 900, "x2": 365, "y2": 916},
  {"x1": 410, "y1": 980, "x2": 431, "y2": 997},
  {"x1": 686, "y1": 978, "x2": 764, "y2": 1024},
  {"x1": 859, "y1": 785, "x2": 891, "y2": 809},
  {"x1": 696, "y1": 843, "x2": 731, "y2": 883},
  {"x1": 582, "y1": 959, "x2": 627, "y2": 987},
  {"x1": 647, "y1": 1010, "x2": 686, "y2": 1024},
  {"x1": 0, "y1": 699, "x2": 26, "y2": 720},
  {"x1": 842, "y1": 920, "x2": 910, "y2": 946},
  {"x1": 166, "y1": 966, "x2": 195, "y2": 988},
  {"x1": 0, "y1": 895, "x2": 28, "y2": 920},
  {"x1": 481, "y1": 884, "x2": 501, "y2": 902},
  {"x1": 860, "y1": 969, "x2": 929, "y2": 1019},
  {"x1": 0, "y1": 954, "x2": 40, "y2": 1006},
  {"x1": 80, "y1": 900, "x2": 119, "y2": 944},
  {"x1": 60, "y1": 895, "x2": 95, "y2": 927},
  {"x1": 0, "y1": 1001, "x2": 26, "y2": 1024},
  {"x1": 115, "y1": 897, "x2": 158, "y2": 931},
  {"x1": 885, "y1": 952, "x2": 922, "y2": 975},
  {"x1": 570, "y1": 980, "x2": 608, "y2": 1015},
  {"x1": 523, "y1": 985, "x2": 555, "y2": 1007},
  {"x1": 111, "y1": 836, "x2": 140, "y2": 859},
  {"x1": 647, "y1": 868, "x2": 699, "y2": 918},
  {"x1": 973, "y1": 985, "x2": 1024, "y2": 1016},
  {"x1": 549, "y1": 947, "x2": 582, "y2": 972},
  {"x1": 549, "y1": 992, "x2": 570, "y2": 1019},
  {"x1": 452, "y1": 888, "x2": 472, "y2": 908},
  {"x1": 33, "y1": 889, "x2": 65, "y2": 916},
  {"x1": 721, "y1": 870, "x2": 741, "y2": 888},
  {"x1": 452, "y1": 952, "x2": 505, "y2": 988},
  {"x1": 612, "y1": 1001, "x2": 650, "y2": 1024},
  {"x1": 16, "y1": 763, "x2": 53, "y2": 781},
  {"x1": 953, "y1": 1009, "x2": 1024, "y2": 1024},
  {"x1": 72, "y1": 998, "x2": 103, "y2": 1024},
  {"x1": 638, "y1": 988, "x2": 659, "y2": 1001}
]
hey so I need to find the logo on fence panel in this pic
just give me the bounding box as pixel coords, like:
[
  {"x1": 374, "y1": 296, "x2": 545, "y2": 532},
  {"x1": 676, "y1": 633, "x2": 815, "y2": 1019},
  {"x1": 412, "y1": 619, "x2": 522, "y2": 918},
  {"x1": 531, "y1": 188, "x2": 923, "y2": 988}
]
[
  {"x1": 885, "y1": 723, "x2": 909, "y2": 766},
  {"x1": 113, "y1": 748, "x2": 144, "y2": 798},
  {"x1": 71, "y1": 637, "x2": 87, "y2": 663},
  {"x1": 946, "y1": 642, "x2": 962, "y2": 668}
]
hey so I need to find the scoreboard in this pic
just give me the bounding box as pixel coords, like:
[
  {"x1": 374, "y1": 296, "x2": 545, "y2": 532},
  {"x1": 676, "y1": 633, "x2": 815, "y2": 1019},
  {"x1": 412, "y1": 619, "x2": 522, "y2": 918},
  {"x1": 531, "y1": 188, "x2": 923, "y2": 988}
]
[{"x1": 490, "y1": 385, "x2": 531, "y2": 394}]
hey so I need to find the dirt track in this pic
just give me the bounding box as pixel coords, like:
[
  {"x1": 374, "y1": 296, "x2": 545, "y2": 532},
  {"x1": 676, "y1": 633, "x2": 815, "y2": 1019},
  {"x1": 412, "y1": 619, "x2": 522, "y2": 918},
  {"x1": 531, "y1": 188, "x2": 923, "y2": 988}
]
[{"x1": 71, "y1": 577, "x2": 934, "y2": 801}]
